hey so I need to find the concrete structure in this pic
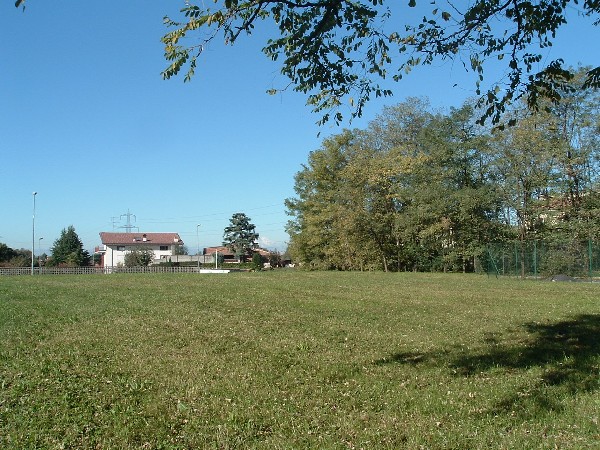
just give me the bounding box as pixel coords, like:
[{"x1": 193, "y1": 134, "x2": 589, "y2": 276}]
[{"x1": 99, "y1": 232, "x2": 184, "y2": 268}]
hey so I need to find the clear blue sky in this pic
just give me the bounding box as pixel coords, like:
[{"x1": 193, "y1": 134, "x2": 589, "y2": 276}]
[{"x1": 1, "y1": 1, "x2": 597, "y2": 255}]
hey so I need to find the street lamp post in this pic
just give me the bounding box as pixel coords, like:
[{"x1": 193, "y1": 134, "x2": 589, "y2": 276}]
[
  {"x1": 196, "y1": 224, "x2": 201, "y2": 270},
  {"x1": 31, "y1": 191, "x2": 37, "y2": 275},
  {"x1": 38, "y1": 237, "x2": 44, "y2": 273}
]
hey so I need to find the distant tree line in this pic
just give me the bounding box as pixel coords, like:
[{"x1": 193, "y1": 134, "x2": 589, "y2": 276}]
[
  {"x1": 0, "y1": 244, "x2": 34, "y2": 268},
  {"x1": 0, "y1": 225, "x2": 90, "y2": 268},
  {"x1": 285, "y1": 69, "x2": 600, "y2": 274}
]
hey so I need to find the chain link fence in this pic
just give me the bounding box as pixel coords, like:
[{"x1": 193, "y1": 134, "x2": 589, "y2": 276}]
[{"x1": 484, "y1": 239, "x2": 600, "y2": 280}]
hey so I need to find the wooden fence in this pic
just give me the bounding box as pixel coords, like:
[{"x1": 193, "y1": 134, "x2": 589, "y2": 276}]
[{"x1": 0, "y1": 266, "x2": 226, "y2": 276}]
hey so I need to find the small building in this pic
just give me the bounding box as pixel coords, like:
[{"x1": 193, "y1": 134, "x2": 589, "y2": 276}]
[
  {"x1": 204, "y1": 246, "x2": 271, "y2": 264},
  {"x1": 204, "y1": 246, "x2": 238, "y2": 263},
  {"x1": 99, "y1": 232, "x2": 184, "y2": 268}
]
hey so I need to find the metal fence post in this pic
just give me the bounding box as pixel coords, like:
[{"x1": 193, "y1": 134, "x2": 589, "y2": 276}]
[{"x1": 589, "y1": 238, "x2": 593, "y2": 281}]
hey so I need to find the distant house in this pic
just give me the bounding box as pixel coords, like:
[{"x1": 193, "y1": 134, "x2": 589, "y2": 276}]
[
  {"x1": 204, "y1": 246, "x2": 271, "y2": 264},
  {"x1": 99, "y1": 232, "x2": 184, "y2": 267},
  {"x1": 204, "y1": 246, "x2": 238, "y2": 263}
]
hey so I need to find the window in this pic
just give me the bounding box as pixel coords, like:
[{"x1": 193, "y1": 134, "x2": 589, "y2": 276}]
[
  {"x1": 117, "y1": 246, "x2": 125, "y2": 251},
  {"x1": 159, "y1": 246, "x2": 169, "y2": 251}
]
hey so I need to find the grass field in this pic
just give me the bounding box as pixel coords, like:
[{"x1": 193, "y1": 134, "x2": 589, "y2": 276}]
[{"x1": 1, "y1": 271, "x2": 599, "y2": 449}]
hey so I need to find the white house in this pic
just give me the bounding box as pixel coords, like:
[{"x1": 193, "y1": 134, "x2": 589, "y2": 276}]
[{"x1": 99, "y1": 232, "x2": 184, "y2": 268}]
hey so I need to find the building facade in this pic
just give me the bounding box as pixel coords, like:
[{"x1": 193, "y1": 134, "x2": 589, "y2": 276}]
[{"x1": 99, "y1": 232, "x2": 184, "y2": 267}]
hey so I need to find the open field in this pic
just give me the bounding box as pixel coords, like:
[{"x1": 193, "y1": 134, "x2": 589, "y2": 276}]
[{"x1": 1, "y1": 271, "x2": 599, "y2": 449}]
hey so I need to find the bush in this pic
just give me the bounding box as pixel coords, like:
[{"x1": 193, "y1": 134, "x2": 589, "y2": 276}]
[
  {"x1": 540, "y1": 239, "x2": 588, "y2": 277},
  {"x1": 124, "y1": 247, "x2": 155, "y2": 267},
  {"x1": 252, "y1": 252, "x2": 263, "y2": 271}
]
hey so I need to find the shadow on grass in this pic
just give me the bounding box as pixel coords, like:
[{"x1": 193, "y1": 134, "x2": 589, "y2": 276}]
[
  {"x1": 377, "y1": 314, "x2": 600, "y2": 415},
  {"x1": 453, "y1": 314, "x2": 600, "y2": 386}
]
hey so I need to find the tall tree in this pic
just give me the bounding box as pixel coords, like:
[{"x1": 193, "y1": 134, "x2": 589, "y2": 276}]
[
  {"x1": 160, "y1": 0, "x2": 599, "y2": 125},
  {"x1": 287, "y1": 98, "x2": 507, "y2": 272},
  {"x1": 417, "y1": 104, "x2": 504, "y2": 272},
  {"x1": 49, "y1": 226, "x2": 90, "y2": 267},
  {"x1": 223, "y1": 213, "x2": 259, "y2": 262},
  {"x1": 547, "y1": 67, "x2": 600, "y2": 216},
  {"x1": 491, "y1": 108, "x2": 561, "y2": 276},
  {"x1": 286, "y1": 130, "x2": 357, "y2": 269},
  {"x1": 514, "y1": 70, "x2": 600, "y2": 275}
]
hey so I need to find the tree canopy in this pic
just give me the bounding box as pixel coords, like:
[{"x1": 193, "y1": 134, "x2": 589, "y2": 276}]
[
  {"x1": 159, "y1": 0, "x2": 599, "y2": 125},
  {"x1": 124, "y1": 247, "x2": 155, "y2": 267},
  {"x1": 49, "y1": 225, "x2": 90, "y2": 267},
  {"x1": 0, "y1": 243, "x2": 17, "y2": 263},
  {"x1": 223, "y1": 213, "x2": 259, "y2": 262},
  {"x1": 286, "y1": 72, "x2": 600, "y2": 273}
]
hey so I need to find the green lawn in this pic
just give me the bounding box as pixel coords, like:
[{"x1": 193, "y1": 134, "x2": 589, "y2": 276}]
[{"x1": 1, "y1": 272, "x2": 599, "y2": 449}]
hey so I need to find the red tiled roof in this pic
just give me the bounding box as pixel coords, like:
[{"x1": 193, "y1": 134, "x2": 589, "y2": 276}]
[
  {"x1": 204, "y1": 246, "x2": 233, "y2": 255},
  {"x1": 204, "y1": 246, "x2": 270, "y2": 256},
  {"x1": 100, "y1": 232, "x2": 183, "y2": 245}
]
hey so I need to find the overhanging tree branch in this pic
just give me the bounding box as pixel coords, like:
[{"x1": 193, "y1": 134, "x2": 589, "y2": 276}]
[{"x1": 158, "y1": 0, "x2": 597, "y2": 125}]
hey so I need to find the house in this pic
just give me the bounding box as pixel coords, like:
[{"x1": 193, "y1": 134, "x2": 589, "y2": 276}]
[
  {"x1": 203, "y1": 246, "x2": 271, "y2": 264},
  {"x1": 99, "y1": 232, "x2": 184, "y2": 267},
  {"x1": 203, "y1": 246, "x2": 238, "y2": 263}
]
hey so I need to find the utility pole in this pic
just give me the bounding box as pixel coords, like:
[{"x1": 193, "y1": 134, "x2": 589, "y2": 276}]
[
  {"x1": 31, "y1": 192, "x2": 37, "y2": 275},
  {"x1": 196, "y1": 224, "x2": 201, "y2": 269}
]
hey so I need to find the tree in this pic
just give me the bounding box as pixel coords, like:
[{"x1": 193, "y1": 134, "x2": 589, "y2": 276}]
[
  {"x1": 124, "y1": 247, "x2": 155, "y2": 267},
  {"x1": 7, "y1": 249, "x2": 32, "y2": 268},
  {"x1": 49, "y1": 226, "x2": 90, "y2": 267},
  {"x1": 174, "y1": 245, "x2": 189, "y2": 255},
  {"x1": 0, "y1": 243, "x2": 17, "y2": 264},
  {"x1": 489, "y1": 70, "x2": 600, "y2": 276},
  {"x1": 412, "y1": 103, "x2": 504, "y2": 272},
  {"x1": 223, "y1": 213, "x2": 259, "y2": 262},
  {"x1": 252, "y1": 252, "x2": 264, "y2": 270},
  {"x1": 160, "y1": 0, "x2": 599, "y2": 125},
  {"x1": 286, "y1": 98, "x2": 507, "y2": 272},
  {"x1": 285, "y1": 130, "x2": 356, "y2": 269},
  {"x1": 268, "y1": 250, "x2": 282, "y2": 267},
  {"x1": 0, "y1": 244, "x2": 33, "y2": 268}
]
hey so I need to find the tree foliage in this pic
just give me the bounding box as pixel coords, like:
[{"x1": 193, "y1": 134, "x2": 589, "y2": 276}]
[
  {"x1": 124, "y1": 247, "x2": 155, "y2": 267},
  {"x1": 160, "y1": 0, "x2": 599, "y2": 125},
  {"x1": 49, "y1": 226, "x2": 90, "y2": 267},
  {"x1": 174, "y1": 245, "x2": 189, "y2": 256},
  {"x1": 0, "y1": 243, "x2": 17, "y2": 263},
  {"x1": 287, "y1": 73, "x2": 600, "y2": 273},
  {"x1": 223, "y1": 213, "x2": 259, "y2": 262},
  {"x1": 267, "y1": 250, "x2": 282, "y2": 267},
  {"x1": 0, "y1": 244, "x2": 33, "y2": 267},
  {"x1": 252, "y1": 252, "x2": 264, "y2": 270}
]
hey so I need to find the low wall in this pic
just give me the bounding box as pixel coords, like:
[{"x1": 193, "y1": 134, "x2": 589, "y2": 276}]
[{"x1": 153, "y1": 254, "x2": 215, "y2": 264}]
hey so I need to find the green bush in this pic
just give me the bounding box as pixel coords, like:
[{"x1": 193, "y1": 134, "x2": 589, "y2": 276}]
[
  {"x1": 540, "y1": 239, "x2": 588, "y2": 277},
  {"x1": 252, "y1": 252, "x2": 263, "y2": 270}
]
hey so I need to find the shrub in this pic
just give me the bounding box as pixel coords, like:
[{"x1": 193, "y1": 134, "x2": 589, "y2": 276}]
[{"x1": 252, "y1": 252, "x2": 263, "y2": 271}]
